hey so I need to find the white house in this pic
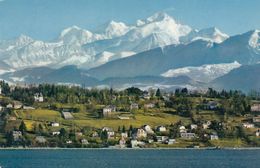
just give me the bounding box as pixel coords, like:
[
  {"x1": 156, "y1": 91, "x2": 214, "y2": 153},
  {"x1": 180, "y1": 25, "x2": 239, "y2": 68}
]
[
  {"x1": 121, "y1": 132, "x2": 128, "y2": 139},
  {"x1": 34, "y1": 93, "x2": 44, "y2": 102},
  {"x1": 0, "y1": 105, "x2": 3, "y2": 112},
  {"x1": 243, "y1": 123, "x2": 255, "y2": 128},
  {"x1": 81, "y1": 139, "x2": 89, "y2": 145},
  {"x1": 119, "y1": 138, "x2": 126, "y2": 148},
  {"x1": 6, "y1": 103, "x2": 13, "y2": 109},
  {"x1": 52, "y1": 131, "x2": 60, "y2": 136},
  {"x1": 190, "y1": 124, "x2": 198, "y2": 130},
  {"x1": 179, "y1": 126, "x2": 187, "y2": 133},
  {"x1": 143, "y1": 125, "x2": 154, "y2": 134},
  {"x1": 103, "y1": 105, "x2": 116, "y2": 116},
  {"x1": 51, "y1": 122, "x2": 60, "y2": 127},
  {"x1": 157, "y1": 126, "x2": 167, "y2": 132},
  {"x1": 0, "y1": 87, "x2": 2, "y2": 95},
  {"x1": 203, "y1": 121, "x2": 212, "y2": 129},
  {"x1": 12, "y1": 131, "x2": 22, "y2": 141},
  {"x1": 168, "y1": 139, "x2": 176, "y2": 145},
  {"x1": 251, "y1": 104, "x2": 260, "y2": 112},
  {"x1": 256, "y1": 130, "x2": 260, "y2": 137},
  {"x1": 136, "y1": 128, "x2": 147, "y2": 138},
  {"x1": 210, "y1": 134, "x2": 219, "y2": 140}
]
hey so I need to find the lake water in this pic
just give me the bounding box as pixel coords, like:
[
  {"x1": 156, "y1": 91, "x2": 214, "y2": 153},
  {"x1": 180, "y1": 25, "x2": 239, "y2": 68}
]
[{"x1": 0, "y1": 149, "x2": 259, "y2": 168}]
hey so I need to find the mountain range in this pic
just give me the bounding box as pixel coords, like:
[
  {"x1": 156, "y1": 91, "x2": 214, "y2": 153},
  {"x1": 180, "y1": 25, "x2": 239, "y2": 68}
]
[{"x1": 0, "y1": 12, "x2": 260, "y2": 92}]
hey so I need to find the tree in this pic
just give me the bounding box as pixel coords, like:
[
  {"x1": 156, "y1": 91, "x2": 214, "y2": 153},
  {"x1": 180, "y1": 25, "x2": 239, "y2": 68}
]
[
  {"x1": 155, "y1": 88, "x2": 161, "y2": 97},
  {"x1": 100, "y1": 130, "x2": 108, "y2": 141},
  {"x1": 19, "y1": 121, "x2": 27, "y2": 134},
  {"x1": 59, "y1": 128, "x2": 67, "y2": 138}
]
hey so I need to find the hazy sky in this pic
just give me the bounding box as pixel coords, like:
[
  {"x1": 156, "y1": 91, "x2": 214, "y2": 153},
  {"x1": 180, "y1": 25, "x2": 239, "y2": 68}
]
[{"x1": 1, "y1": 0, "x2": 260, "y2": 41}]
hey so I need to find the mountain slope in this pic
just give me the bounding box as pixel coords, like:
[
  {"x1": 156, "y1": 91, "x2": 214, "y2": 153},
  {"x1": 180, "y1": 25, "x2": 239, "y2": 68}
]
[
  {"x1": 88, "y1": 30, "x2": 260, "y2": 80},
  {"x1": 212, "y1": 64, "x2": 260, "y2": 92},
  {"x1": 161, "y1": 61, "x2": 241, "y2": 82}
]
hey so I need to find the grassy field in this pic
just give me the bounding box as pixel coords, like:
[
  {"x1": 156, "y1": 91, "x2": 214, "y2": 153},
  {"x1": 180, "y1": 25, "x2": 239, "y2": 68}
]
[
  {"x1": 17, "y1": 109, "x2": 62, "y2": 121},
  {"x1": 210, "y1": 138, "x2": 247, "y2": 147}
]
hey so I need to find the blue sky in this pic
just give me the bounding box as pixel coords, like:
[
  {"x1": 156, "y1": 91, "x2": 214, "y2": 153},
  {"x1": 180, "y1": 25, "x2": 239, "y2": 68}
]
[{"x1": 0, "y1": 0, "x2": 260, "y2": 41}]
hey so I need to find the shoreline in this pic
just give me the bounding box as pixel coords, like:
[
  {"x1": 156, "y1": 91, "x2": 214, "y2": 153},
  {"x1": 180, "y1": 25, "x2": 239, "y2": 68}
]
[{"x1": 0, "y1": 147, "x2": 260, "y2": 150}]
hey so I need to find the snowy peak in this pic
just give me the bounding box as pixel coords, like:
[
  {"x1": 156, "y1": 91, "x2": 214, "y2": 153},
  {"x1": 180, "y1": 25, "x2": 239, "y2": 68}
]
[
  {"x1": 248, "y1": 29, "x2": 260, "y2": 49},
  {"x1": 181, "y1": 27, "x2": 229, "y2": 44},
  {"x1": 104, "y1": 20, "x2": 130, "y2": 38},
  {"x1": 14, "y1": 34, "x2": 34, "y2": 46},
  {"x1": 146, "y1": 12, "x2": 173, "y2": 23},
  {"x1": 161, "y1": 61, "x2": 241, "y2": 82},
  {"x1": 59, "y1": 26, "x2": 103, "y2": 45}
]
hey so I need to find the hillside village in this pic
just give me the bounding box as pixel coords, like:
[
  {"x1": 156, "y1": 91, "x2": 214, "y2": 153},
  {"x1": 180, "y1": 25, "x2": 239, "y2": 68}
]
[{"x1": 0, "y1": 81, "x2": 259, "y2": 148}]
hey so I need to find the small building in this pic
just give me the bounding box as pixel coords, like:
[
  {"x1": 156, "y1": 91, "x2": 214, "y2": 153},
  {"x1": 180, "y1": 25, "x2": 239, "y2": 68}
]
[
  {"x1": 253, "y1": 116, "x2": 260, "y2": 123},
  {"x1": 102, "y1": 127, "x2": 115, "y2": 138},
  {"x1": 131, "y1": 140, "x2": 139, "y2": 148},
  {"x1": 0, "y1": 105, "x2": 3, "y2": 112},
  {"x1": 142, "y1": 91, "x2": 151, "y2": 100},
  {"x1": 156, "y1": 136, "x2": 169, "y2": 143},
  {"x1": 130, "y1": 103, "x2": 139, "y2": 110},
  {"x1": 121, "y1": 132, "x2": 128, "y2": 139},
  {"x1": 180, "y1": 133, "x2": 196, "y2": 139},
  {"x1": 0, "y1": 87, "x2": 2, "y2": 95},
  {"x1": 190, "y1": 124, "x2": 198, "y2": 130},
  {"x1": 103, "y1": 105, "x2": 116, "y2": 116},
  {"x1": 203, "y1": 121, "x2": 212, "y2": 129},
  {"x1": 23, "y1": 106, "x2": 35, "y2": 110},
  {"x1": 157, "y1": 126, "x2": 167, "y2": 132},
  {"x1": 12, "y1": 131, "x2": 22, "y2": 141},
  {"x1": 35, "y1": 136, "x2": 47, "y2": 143},
  {"x1": 51, "y1": 122, "x2": 60, "y2": 127},
  {"x1": 251, "y1": 104, "x2": 260, "y2": 112},
  {"x1": 168, "y1": 139, "x2": 176, "y2": 145},
  {"x1": 256, "y1": 130, "x2": 260, "y2": 137},
  {"x1": 81, "y1": 139, "x2": 89, "y2": 145},
  {"x1": 179, "y1": 126, "x2": 187, "y2": 133},
  {"x1": 119, "y1": 138, "x2": 126, "y2": 148},
  {"x1": 131, "y1": 140, "x2": 145, "y2": 148},
  {"x1": 143, "y1": 125, "x2": 154, "y2": 134},
  {"x1": 62, "y1": 112, "x2": 74, "y2": 120},
  {"x1": 34, "y1": 93, "x2": 44, "y2": 102},
  {"x1": 243, "y1": 123, "x2": 254, "y2": 128},
  {"x1": 13, "y1": 101, "x2": 23, "y2": 109},
  {"x1": 206, "y1": 101, "x2": 218, "y2": 110},
  {"x1": 144, "y1": 103, "x2": 155, "y2": 109},
  {"x1": 210, "y1": 134, "x2": 219, "y2": 140},
  {"x1": 136, "y1": 128, "x2": 147, "y2": 138},
  {"x1": 52, "y1": 131, "x2": 60, "y2": 136},
  {"x1": 6, "y1": 103, "x2": 13, "y2": 109},
  {"x1": 66, "y1": 140, "x2": 72, "y2": 144}
]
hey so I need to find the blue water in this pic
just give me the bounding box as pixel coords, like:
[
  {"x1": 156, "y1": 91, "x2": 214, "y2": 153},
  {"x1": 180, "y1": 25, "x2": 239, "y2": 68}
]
[{"x1": 0, "y1": 149, "x2": 259, "y2": 168}]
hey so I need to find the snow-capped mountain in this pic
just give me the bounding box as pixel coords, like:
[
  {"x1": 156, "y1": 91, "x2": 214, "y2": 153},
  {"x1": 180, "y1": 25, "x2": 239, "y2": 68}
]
[
  {"x1": 180, "y1": 27, "x2": 229, "y2": 44},
  {"x1": 58, "y1": 26, "x2": 104, "y2": 45},
  {"x1": 84, "y1": 12, "x2": 192, "y2": 56},
  {"x1": 0, "y1": 12, "x2": 232, "y2": 73},
  {"x1": 161, "y1": 61, "x2": 241, "y2": 82},
  {"x1": 94, "y1": 20, "x2": 132, "y2": 39},
  {"x1": 87, "y1": 30, "x2": 260, "y2": 80}
]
